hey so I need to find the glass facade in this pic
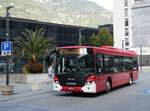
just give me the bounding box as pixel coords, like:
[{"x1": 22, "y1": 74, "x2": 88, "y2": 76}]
[
  {"x1": 0, "y1": 17, "x2": 98, "y2": 73},
  {"x1": 132, "y1": 4, "x2": 150, "y2": 47},
  {"x1": 98, "y1": 24, "x2": 113, "y2": 37},
  {"x1": 132, "y1": 0, "x2": 150, "y2": 66}
]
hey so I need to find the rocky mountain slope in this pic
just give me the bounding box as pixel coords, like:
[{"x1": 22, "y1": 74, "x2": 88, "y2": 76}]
[{"x1": 0, "y1": 0, "x2": 112, "y2": 27}]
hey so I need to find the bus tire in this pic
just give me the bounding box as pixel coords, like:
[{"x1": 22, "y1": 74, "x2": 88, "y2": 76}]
[
  {"x1": 129, "y1": 75, "x2": 133, "y2": 85},
  {"x1": 105, "y1": 79, "x2": 112, "y2": 93}
]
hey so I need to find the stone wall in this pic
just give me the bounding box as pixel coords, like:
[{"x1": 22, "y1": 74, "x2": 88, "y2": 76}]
[{"x1": 0, "y1": 73, "x2": 50, "y2": 84}]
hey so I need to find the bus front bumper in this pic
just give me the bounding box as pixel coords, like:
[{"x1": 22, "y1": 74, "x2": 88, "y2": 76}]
[{"x1": 53, "y1": 81, "x2": 96, "y2": 93}]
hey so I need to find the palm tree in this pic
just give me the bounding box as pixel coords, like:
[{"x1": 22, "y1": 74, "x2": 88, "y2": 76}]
[{"x1": 15, "y1": 28, "x2": 54, "y2": 73}]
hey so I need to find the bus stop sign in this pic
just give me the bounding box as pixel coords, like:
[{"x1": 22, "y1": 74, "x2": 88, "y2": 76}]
[{"x1": 1, "y1": 41, "x2": 12, "y2": 56}]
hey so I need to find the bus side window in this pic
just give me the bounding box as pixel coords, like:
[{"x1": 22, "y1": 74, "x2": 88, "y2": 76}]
[
  {"x1": 96, "y1": 54, "x2": 103, "y2": 74},
  {"x1": 104, "y1": 55, "x2": 113, "y2": 73},
  {"x1": 111, "y1": 56, "x2": 119, "y2": 73}
]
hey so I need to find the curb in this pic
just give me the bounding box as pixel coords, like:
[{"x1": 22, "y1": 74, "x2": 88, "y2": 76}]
[{"x1": 0, "y1": 90, "x2": 52, "y2": 102}]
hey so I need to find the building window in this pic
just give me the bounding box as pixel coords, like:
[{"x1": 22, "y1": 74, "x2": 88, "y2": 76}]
[
  {"x1": 124, "y1": 0, "x2": 128, "y2": 7},
  {"x1": 125, "y1": 42, "x2": 129, "y2": 46},
  {"x1": 125, "y1": 28, "x2": 129, "y2": 36},
  {"x1": 125, "y1": 18, "x2": 128, "y2": 26},
  {"x1": 124, "y1": 8, "x2": 128, "y2": 17}
]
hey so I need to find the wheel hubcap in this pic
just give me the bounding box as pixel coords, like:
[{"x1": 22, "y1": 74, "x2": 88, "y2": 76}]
[
  {"x1": 129, "y1": 77, "x2": 132, "y2": 85},
  {"x1": 107, "y1": 81, "x2": 111, "y2": 90}
]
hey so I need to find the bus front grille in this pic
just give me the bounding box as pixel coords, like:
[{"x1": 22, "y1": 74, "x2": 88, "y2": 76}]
[{"x1": 58, "y1": 74, "x2": 86, "y2": 87}]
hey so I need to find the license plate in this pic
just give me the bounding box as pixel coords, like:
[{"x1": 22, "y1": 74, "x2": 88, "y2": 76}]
[{"x1": 66, "y1": 82, "x2": 77, "y2": 85}]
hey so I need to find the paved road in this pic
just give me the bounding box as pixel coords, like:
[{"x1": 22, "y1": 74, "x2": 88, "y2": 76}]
[{"x1": 1, "y1": 72, "x2": 150, "y2": 111}]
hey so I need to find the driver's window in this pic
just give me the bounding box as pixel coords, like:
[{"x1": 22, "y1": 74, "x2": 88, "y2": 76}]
[{"x1": 96, "y1": 54, "x2": 104, "y2": 74}]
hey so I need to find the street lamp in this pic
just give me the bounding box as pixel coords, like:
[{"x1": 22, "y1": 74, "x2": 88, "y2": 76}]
[
  {"x1": 5, "y1": 6, "x2": 14, "y2": 85},
  {"x1": 0, "y1": 6, "x2": 14, "y2": 95},
  {"x1": 79, "y1": 28, "x2": 86, "y2": 46},
  {"x1": 6, "y1": 6, "x2": 14, "y2": 41}
]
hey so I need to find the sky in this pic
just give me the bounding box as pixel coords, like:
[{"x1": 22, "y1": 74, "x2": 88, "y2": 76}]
[{"x1": 87, "y1": 0, "x2": 113, "y2": 11}]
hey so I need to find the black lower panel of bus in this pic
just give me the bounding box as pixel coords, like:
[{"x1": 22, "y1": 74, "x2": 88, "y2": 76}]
[{"x1": 56, "y1": 74, "x2": 86, "y2": 87}]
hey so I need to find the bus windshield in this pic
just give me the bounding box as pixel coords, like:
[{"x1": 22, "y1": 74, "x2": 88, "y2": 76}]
[{"x1": 56, "y1": 48, "x2": 94, "y2": 74}]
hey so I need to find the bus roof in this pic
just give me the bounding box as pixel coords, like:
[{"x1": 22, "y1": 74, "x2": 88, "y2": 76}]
[
  {"x1": 95, "y1": 46, "x2": 137, "y2": 57},
  {"x1": 58, "y1": 46, "x2": 93, "y2": 49},
  {"x1": 58, "y1": 46, "x2": 137, "y2": 57}
]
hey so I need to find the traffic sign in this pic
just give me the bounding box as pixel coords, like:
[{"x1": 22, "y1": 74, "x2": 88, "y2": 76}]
[{"x1": 1, "y1": 41, "x2": 12, "y2": 56}]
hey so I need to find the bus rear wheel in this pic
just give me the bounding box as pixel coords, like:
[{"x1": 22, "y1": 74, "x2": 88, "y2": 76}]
[{"x1": 105, "y1": 80, "x2": 111, "y2": 93}]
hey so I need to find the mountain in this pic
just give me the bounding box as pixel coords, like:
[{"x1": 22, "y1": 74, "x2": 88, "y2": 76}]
[{"x1": 0, "y1": 0, "x2": 112, "y2": 27}]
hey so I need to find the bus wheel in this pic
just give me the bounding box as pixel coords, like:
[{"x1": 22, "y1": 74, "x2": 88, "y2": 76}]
[
  {"x1": 129, "y1": 76, "x2": 133, "y2": 85},
  {"x1": 105, "y1": 80, "x2": 111, "y2": 93}
]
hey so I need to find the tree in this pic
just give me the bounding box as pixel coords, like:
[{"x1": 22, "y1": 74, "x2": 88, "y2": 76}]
[
  {"x1": 98, "y1": 28, "x2": 113, "y2": 46},
  {"x1": 15, "y1": 28, "x2": 54, "y2": 73},
  {"x1": 89, "y1": 28, "x2": 113, "y2": 47},
  {"x1": 89, "y1": 34, "x2": 100, "y2": 47}
]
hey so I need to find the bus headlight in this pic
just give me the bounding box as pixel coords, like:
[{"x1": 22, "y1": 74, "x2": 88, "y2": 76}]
[
  {"x1": 85, "y1": 81, "x2": 94, "y2": 85},
  {"x1": 82, "y1": 81, "x2": 96, "y2": 93}
]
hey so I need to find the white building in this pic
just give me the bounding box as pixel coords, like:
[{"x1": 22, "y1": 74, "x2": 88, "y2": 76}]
[
  {"x1": 113, "y1": 0, "x2": 135, "y2": 50},
  {"x1": 113, "y1": 0, "x2": 150, "y2": 65},
  {"x1": 132, "y1": 0, "x2": 150, "y2": 66}
]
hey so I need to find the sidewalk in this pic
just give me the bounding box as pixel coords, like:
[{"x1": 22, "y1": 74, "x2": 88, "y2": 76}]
[
  {"x1": 0, "y1": 82, "x2": 53, "y2": 102},
  {"x1": 139, "y1": 66, "x2": 150, "y2": 73}
]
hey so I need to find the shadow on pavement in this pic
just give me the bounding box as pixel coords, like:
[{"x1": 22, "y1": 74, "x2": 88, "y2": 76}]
[{"x1": 53, "y1": 92, "x2": 105, "y2": 98}]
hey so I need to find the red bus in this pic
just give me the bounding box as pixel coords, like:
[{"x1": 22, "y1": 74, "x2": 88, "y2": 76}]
[{"x1": 50, "y1": 46, "x2": 138, "y2": 93}]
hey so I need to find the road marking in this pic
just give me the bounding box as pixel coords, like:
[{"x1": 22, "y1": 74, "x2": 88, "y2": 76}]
[{"x1": 141, "y1": 89, "x2": 150, "y2": 95}]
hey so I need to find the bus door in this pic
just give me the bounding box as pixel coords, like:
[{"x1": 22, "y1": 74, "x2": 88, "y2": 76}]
[
  {"x1": 96, "y1": 54, "x2": 106, "y2": 91},
  {"x1": 131, "y1": 57, "x2": 139, "y2": 81}
]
